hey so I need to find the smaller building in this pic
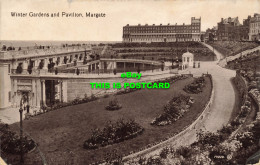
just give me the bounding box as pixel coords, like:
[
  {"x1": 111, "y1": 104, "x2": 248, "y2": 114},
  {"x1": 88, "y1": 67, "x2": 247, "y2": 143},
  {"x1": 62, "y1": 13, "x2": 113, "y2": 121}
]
[
  {"x1": 205, "y1": 26, "x2": 217, "y2": 41},
  {"x1": 182, "y1": 51, "x2": 194, "y2": 70},
  {"x1": 217, "y1": 17, "x2": 241, "y2": 41}
]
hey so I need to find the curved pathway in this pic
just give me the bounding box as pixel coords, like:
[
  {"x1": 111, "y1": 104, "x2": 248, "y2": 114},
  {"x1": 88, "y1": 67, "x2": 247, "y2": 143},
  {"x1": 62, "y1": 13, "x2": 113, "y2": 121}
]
[{"x1": 124, "y1": 43, "x2": 237, "y2": 160}]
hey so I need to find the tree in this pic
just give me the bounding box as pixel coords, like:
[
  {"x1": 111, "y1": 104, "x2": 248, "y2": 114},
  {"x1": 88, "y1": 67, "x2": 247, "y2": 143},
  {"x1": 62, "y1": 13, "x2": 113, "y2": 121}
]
[{"x1": 2, "y1": 45, "x2": 6, "y2": 51}]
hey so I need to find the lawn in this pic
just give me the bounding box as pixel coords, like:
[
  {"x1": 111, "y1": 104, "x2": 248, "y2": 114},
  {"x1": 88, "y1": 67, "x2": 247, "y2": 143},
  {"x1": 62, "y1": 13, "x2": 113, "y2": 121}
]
[{"x1": 8, "y1": 76, "x2": 212, "y2": 165}]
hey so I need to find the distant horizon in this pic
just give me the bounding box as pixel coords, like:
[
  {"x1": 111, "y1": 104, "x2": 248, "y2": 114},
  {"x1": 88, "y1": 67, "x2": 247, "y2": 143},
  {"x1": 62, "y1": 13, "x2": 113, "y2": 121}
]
[
  {"x1": 0, "y1": 39, "x2": 122, "y2": 42},
  {"x1": 0, "y1": 40, "x2": 121, "y2": 48}
]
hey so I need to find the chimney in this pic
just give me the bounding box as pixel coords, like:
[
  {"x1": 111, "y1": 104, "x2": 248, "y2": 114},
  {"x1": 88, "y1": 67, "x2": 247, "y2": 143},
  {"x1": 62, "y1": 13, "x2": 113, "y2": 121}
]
[
  {"x1": 160, "y1": 24, "x2": 162, "y2": 26},
  {"x1": 228, "y1": 17, "x2": 231, "y2": 22},
  {"x1": 138, "y1": 24, "x2": 141, "y2": 26},
  {"x1": 153, "y1": 24, "x2": 155, "y2": 26},
  {"x1": 221, "y1": 18, "x2": 223, "y2": 22}
]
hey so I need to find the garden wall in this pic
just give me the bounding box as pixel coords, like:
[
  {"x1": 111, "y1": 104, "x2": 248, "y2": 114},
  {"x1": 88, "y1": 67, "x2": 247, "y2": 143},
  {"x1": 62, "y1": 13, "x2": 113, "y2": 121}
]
[
  {"x1": 67, "y1": 77, "x2": 124, "y2": 101},
  {"x1": 66, "y1": 71, "x2": 176, "y2": 102},
  {"x1": 234, "y1": 71, "x2": 248, "y2": 104}
]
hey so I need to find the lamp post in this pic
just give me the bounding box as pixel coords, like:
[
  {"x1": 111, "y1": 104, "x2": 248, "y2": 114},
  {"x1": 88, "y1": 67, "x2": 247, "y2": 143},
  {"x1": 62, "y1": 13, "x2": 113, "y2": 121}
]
[{"x1": 19, "y1": 99, "x2": 24, "y2": 164}]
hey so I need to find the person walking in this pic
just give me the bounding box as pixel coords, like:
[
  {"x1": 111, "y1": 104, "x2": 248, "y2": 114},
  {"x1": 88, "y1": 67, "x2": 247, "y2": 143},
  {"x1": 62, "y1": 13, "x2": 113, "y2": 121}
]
[{"x1": 26, "y1": 104, "x2": 30, "y2": 113}]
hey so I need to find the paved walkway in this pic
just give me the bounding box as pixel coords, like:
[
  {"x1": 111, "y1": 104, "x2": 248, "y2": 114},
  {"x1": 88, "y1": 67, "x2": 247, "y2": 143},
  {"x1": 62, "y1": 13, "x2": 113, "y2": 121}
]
[{"x1": 0, "y1": 107, "x2": 25, "y2": 124}]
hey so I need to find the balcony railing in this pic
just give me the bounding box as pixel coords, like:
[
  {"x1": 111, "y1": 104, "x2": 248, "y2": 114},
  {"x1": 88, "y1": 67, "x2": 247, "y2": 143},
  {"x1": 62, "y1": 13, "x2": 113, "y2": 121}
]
[
  {"x1": 10, "y1": 66, "x2": 172, "y2": 77},
  {"x1": 0, "y1": 46, "x2": 91, "y2": 60}
]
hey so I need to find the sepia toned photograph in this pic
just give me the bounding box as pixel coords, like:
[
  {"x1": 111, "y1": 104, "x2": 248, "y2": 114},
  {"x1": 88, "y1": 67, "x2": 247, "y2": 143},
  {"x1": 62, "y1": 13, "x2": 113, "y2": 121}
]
[{"x1": 0, "y1": 0, "x2": 260, "y2": 164}]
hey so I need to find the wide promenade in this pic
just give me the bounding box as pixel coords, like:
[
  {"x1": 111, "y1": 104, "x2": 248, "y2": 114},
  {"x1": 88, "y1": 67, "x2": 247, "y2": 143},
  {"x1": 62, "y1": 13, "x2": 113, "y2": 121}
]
[{"x1": 124, "y1": 42, "x2": 237, "y2": 160}]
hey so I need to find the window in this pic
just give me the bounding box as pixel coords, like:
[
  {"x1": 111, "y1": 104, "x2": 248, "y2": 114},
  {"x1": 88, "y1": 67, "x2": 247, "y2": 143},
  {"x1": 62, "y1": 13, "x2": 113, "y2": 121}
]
[{"x1": 8, "y1": 64, "x2": 10, "y2": 73}]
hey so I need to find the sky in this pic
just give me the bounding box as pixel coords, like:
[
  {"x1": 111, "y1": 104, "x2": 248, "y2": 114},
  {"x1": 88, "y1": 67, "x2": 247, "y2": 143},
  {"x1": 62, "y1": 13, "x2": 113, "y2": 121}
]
[{"x1": 0, "y1": 0, "x2": 259, "y2": 41}]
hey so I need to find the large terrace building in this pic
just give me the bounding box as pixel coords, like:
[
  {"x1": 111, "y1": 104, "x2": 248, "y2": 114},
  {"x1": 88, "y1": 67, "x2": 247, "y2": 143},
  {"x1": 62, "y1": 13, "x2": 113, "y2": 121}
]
[{"x1": 123, "y1": 17, "x2": 201, "y2": 43}]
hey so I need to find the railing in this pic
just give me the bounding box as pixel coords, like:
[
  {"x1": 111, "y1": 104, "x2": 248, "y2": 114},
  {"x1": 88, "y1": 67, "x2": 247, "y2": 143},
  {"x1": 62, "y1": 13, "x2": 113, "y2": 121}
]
[
  {"x1": 0, "y1": 46, "x2": 91, "y2": 60},
  {"x1": 99, "y1": 58, "x2": 163, "y2": 65},
  {"x1": 11, "y1": 66, "x2": 171, "y2": 77}
]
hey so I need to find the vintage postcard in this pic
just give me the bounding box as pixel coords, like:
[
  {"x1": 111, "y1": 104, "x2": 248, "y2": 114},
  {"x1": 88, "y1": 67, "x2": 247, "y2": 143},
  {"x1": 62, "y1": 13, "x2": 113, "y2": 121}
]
[{"x1": 0, "y1": 0, "x2": 260, "y2": 164}]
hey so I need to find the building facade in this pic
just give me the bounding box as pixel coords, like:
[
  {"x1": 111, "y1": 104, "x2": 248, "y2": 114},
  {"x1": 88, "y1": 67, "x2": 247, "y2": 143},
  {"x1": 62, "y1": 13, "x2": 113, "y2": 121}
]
[
  {"x1": 123, "y1": 17, "x2": 201, "y2": 43},
  {"x1": 0, "y1": 46, "x2": 91, "y2": 110},
  {"x1": 249, "y1": 13, "x2": 260, "y2": 41},
  {"x1": 217, "y1": 16, "x2": 251, "y2": 41},
  {"x1": 217, "y1": 17, "x2": 241, "y2": 41}
]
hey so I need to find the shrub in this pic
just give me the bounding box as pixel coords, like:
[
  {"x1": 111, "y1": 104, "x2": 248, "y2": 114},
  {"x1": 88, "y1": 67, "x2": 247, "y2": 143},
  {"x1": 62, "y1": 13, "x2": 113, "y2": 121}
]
[
  {"x1": 218, "y1": 124, "x2": 235, "y2": 137},
  {"x1": 183, "y1": 76, "x2": 206, "y2": 94},
  {"x1": 239, "y1": 105, "x2": 250, "y2": 118},
  {"x1": 196, "y1": 130, "x2": 225, "y2": 147},
  {"x1": 159, "y1": 147, "x2": 170, "y2": 159},
  {"x1": 90, "y1": 93, "x2": 97, "y2": 101},
  {"x1": 230, "y1": 119, "x2": 241, "y2": 127},
  {"x1": 103, "y1": 94, "x2": 109, "y2": 98},
  {"x1": 83, "y1": 119, "x2": 144, "y2": 149},
  {"x1": 104, "y1": 149, "x2": 122, "y2": 165},
  {"x1": 151, "y1": 95, "x2": 194, "y2": 126},
  {"x1": 146, "y1": 156, "x2": 163, "y2": 165},
  {"x1": 0, "y1": 124, "x2": 36, "y2": 154},
  {"x1": 176, "y1": 146, "x2": 192, "y2": 158},
  {"x1": 72, "y1": 97, "x2": 81, "y2": 105},
  {"x1": 106, "y1": 98, "x2": 122, "y2": 111},
  {"x1": 236, "y1": 132, "x2": 255, "y2": 148}
]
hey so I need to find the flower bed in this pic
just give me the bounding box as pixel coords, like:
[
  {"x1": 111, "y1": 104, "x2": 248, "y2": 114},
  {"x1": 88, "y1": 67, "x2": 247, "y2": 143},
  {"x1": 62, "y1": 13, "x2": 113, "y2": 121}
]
[
  {"x1": 83, "y1": 119, "x2": 144, "y2": 149},
  {"x1": 115, "y1": 88, "x2": 140, "y2": 95},
  {"x1": 30, "y1": 94, "x2": 99, "y2": 117},
  {"x1": 0, "y1": 123, "x2": 36, "y2": 154},
  {"x1": 183, "y1": 76, "x2": 206, "y2": 94},
  {"x1": 105, "y1": 98, "x2": 122, "y2": 111},
  {"x1": 151, "y1": 95, "x2": 194, "y2": 126}
]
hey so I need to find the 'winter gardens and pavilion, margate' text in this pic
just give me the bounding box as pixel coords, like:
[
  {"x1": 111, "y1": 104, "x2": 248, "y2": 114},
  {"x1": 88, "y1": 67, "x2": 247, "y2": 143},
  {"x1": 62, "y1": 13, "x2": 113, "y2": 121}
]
[{"x1": 10, "y1": 12, "x2": 106, "y2": 18}]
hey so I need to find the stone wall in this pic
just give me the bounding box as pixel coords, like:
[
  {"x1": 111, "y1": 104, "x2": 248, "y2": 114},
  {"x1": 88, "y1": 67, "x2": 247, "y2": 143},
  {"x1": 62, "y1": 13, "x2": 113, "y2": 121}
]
[{"x1": 234, "y1": 71, "x2": 248, "y2": 103}]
